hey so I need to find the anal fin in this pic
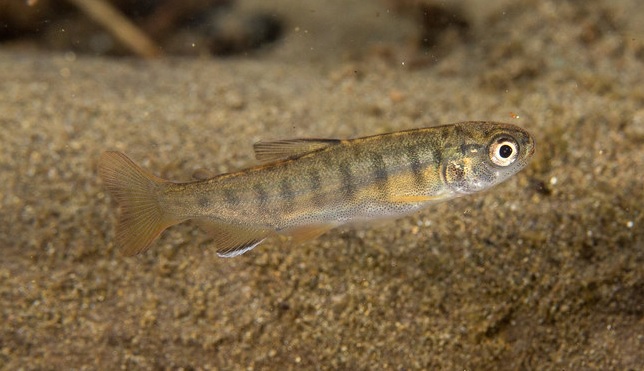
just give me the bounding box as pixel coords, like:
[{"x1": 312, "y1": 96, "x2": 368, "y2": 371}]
[{"x1": 196, "y1": 219, "x2": 272, "y2": 258}]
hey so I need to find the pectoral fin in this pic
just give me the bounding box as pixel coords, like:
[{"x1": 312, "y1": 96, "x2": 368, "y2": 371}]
[
  {"x1": 388, "y1": 194, "x2": 445, "y2": 203},
  {"x1": 195, "y1": 219, "x2": 272, "y2": 258},
  {"x1": 253, "y1": 139, "x2": 341, "y2": 162}
]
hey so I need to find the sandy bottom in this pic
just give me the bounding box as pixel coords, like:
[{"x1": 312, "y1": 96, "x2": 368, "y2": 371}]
[{"x1": 1, "y1": 0, "x2": 642, "y2": 369}]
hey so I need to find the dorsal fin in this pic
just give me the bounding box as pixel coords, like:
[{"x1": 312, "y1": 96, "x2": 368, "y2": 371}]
[{"x1": 253, "y1": 139, "x2": 341, "y2": 163}]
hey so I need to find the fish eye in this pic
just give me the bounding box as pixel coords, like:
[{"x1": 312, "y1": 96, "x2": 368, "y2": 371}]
[{"x1": 489, "y1": 137, "x2": 519, "y2": 166}]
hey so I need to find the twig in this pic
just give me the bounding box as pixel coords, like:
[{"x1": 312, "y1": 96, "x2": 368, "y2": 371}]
[{"x1": 66, "y1": 0, "x2": 161, "y2": 58}]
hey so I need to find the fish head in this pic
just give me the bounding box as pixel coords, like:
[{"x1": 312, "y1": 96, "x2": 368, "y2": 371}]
[{"x1": 441, "y1": 122, "x2": 535, "y2": 195}]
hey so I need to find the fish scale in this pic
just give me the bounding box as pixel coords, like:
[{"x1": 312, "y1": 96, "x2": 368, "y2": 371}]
[{"x1": 98, "y1": 121, "x2": 535, "y2": 257}]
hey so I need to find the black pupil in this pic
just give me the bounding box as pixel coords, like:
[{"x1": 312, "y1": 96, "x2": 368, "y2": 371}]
[{"x1": 499, "y1": 144, "x2": 513, "y2": 158}]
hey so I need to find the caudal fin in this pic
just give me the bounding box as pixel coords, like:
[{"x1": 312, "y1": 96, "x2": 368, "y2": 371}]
[{"x1": 98, "y1": 151, "x2": 178, "y2": 256}]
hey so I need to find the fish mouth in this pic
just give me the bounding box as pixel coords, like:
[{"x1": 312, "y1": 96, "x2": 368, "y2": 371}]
[
  {"x1": 527, "y1": 137, "x2": 536, "y2": 157},
  {"x1": 521, "y1": 132, "x2": 536, "y2": 158}
]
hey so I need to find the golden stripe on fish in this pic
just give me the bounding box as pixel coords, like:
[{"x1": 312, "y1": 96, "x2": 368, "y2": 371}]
[{"x1": 98, "y1": 121, "x2": 535, "y2": 258}]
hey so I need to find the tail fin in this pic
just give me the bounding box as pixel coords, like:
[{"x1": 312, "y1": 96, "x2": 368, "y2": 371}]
[{"x1": 98, "y1": 151, "x2": 178, "y2": 256}]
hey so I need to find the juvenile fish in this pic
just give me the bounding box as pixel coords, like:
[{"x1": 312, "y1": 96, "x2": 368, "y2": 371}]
[{"x1": 98, "y1": 121, "x2": 535, "y2": 257}]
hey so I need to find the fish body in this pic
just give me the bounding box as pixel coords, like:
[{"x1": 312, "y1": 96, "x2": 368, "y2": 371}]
[{"x1": 98, "y1": 121, "x2": 535, "y2": 257}]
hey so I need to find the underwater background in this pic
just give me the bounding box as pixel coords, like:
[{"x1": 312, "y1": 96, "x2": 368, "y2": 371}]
[{"x1": 0, "y1": 0, "x2": 642, "y2": 369}]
